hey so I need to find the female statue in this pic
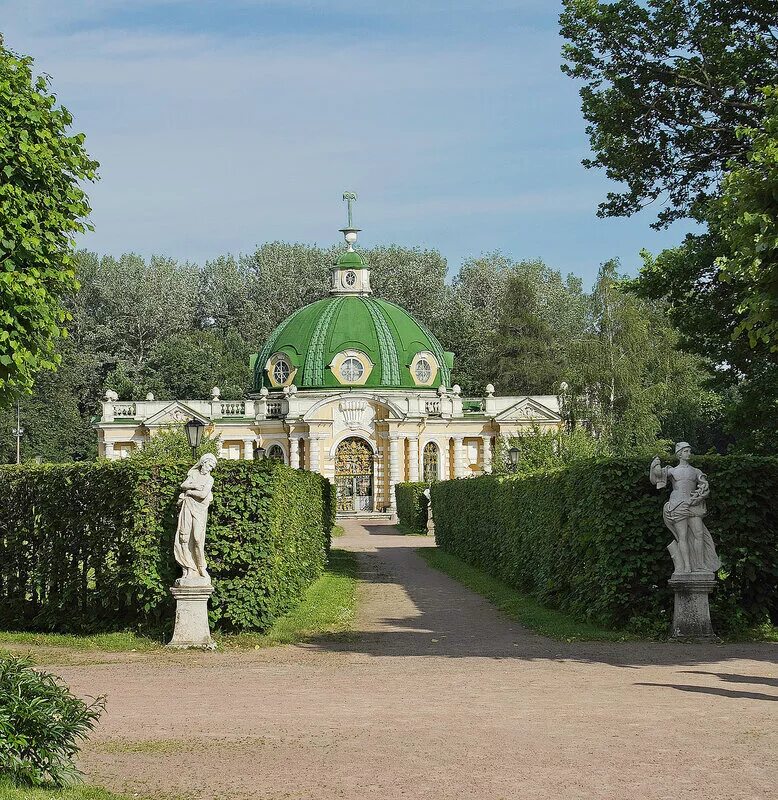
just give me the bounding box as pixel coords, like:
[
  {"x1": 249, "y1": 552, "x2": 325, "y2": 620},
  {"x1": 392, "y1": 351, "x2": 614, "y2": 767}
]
[
  {"x1": 173, "y1": 453, "x2": 217, "y2": 585},
  {"x1": 649, "y1": 442, "x2": 720, "y2": 575}
]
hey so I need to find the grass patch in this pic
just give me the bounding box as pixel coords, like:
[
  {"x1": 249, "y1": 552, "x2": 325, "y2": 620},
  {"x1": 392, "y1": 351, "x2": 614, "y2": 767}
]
[
  {"x1": 99, "y1": 739, "x2": 191, "y2": 755},
  {"x1": 330, "y1": 525, "x2": 346, "y2": 537},
  {"x1": 395, "y1": 522, "x2": 430, "y2": 536},
  {"x1": 217, "y1": 548, "x2": 359, "y2": 648},
  {"x1": 418, "y1": 548, "x2": 638, "y2": 642},
  {"x1": 0, "y1": 632, "x2": 159, "y2": 652},
  {"x1": 0, "y1": 778, "x2": 132, "y2": 800},
  {"x1": 0, "y1": 550, "x2": 359, "y2": 654},
  {"x1": 725, "y1": 621, "x2": 778, "y2": 643}
]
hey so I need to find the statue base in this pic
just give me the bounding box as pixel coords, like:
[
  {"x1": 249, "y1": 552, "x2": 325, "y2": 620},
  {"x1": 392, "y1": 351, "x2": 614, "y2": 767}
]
[
  {"x1": 426, "y1": 513, "x2": 435, "y2": 536},
  {"x1": 168, "y1": 584, "x2": 216, "y2": 649},
  {"x1": 668, "y1": 572, "x2": 717, "y2": 641}
]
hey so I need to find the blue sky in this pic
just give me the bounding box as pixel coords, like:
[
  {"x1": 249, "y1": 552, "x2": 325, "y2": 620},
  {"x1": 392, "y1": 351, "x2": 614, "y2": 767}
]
[{"x1": 1, "y1": 0, "x2": 692, "y2": 285}]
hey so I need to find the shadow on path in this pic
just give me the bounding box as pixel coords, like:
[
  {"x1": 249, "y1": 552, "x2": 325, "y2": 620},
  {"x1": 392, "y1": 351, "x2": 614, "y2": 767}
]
[
  {"x1": 634, "y1": 682, "x2": 778, "y2": 702},
  {"x1": 306, "y1": 522, "x2": 778, "y2": 671}
]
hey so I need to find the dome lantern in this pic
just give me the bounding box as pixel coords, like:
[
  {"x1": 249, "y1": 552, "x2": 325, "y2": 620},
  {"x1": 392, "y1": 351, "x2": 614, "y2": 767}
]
[{"x1": 331, "y1": 190, "x2": 372, "y2": 296}]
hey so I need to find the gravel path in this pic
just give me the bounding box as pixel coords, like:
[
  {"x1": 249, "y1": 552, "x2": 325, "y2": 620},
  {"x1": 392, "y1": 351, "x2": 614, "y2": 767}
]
[{"x1": 41, "y1": 521, "x2": 778, "y2": 799}]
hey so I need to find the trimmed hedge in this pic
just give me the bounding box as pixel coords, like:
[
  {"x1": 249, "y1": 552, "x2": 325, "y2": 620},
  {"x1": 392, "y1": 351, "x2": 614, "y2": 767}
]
[
  {"x1": 0, "y1": 460, "x2": 334, "y2": 634},
  {"x1": 395, "y1": 482, "x2": 428, "y2": 533},
  {"x1": 432, "y1": 457, "x2": 778, "y2": 634}
]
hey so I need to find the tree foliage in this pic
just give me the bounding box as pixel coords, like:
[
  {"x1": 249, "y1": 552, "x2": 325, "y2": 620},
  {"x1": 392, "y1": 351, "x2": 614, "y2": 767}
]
[
  {"x1": 0, "y1": 42, "x2": 98, "y2": 405},
  {"x1": 714, "y1": 86, "x2": 778, "y2": 350},
  {"x1": 560, "y1": 0, "x2": 778, "y2": 225}
]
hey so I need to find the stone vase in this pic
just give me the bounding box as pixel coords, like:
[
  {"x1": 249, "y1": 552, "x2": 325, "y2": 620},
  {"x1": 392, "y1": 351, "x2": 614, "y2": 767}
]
[{"x1": 668, "y1": 572, "x2": 717, "y2": 642}]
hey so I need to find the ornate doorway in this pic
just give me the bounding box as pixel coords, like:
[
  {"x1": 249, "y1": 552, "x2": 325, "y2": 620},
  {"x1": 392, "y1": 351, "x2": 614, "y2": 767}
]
[{"x1": 335, "y1": 437, "x2": 373, "y2": 513}]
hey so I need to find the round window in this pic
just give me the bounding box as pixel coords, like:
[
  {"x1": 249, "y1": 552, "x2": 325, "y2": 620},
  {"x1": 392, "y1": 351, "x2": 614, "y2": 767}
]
[
  {"x1": 415, "y1": 358, "x2": 432, "y2": 383},
  {"x1": 272, "y1": 359, "x2": 290, "y2": 384},
  {"x1": 344, "y1": 270, "x2": 357, "y2": 287},
  {"x1": 340, "y1": 357, "x2": 364, "y2": 382}
]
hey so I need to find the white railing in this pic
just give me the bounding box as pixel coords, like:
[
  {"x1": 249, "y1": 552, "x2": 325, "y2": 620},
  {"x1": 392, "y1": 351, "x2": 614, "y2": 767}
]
[
  {"x1": 266, "y1": 400, "x2": 283, "y2": 417},
  {"x1": 220, "y1": 401, "x2": 245, "y2": 416},
  {"x1": 114, "y1": 403, "x2": 137, "y2": 417},
  {"x1": 425, "y1": 399, "x2": 441, "y2": 415}
]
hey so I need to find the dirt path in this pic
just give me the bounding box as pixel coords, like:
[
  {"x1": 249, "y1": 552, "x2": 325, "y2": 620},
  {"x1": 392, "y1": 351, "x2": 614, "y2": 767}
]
[{"x1": 41, "y1": 522, "x2": 777, "y2": 799}]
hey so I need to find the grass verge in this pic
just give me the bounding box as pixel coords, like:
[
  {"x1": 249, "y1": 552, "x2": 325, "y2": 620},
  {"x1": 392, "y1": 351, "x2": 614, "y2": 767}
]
[
  {"x1": 217, "y1": 547, "x2": 359, "y2": 648},
  {"x1": 0, "y1": 778, "x2": 133, "y2": 800},
  {"x1": 418, "y1": 548, "x2": 637, "y2": 642},
  {"x1": 0, "y1": 550, "x2": 359, "y2": 653}
]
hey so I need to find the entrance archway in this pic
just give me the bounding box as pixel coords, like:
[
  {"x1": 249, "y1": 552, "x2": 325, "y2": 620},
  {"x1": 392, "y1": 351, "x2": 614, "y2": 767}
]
[{"x1": 335, "y1": 437, "x2": 374, "y2": 513}]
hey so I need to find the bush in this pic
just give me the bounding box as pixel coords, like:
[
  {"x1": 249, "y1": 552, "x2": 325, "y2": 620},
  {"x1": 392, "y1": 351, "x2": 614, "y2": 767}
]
[
  {"x1": 395, "y1": 482, "x2": 428, "y2": 533},
  {"x1": 0, "y1": 460, "x2": 333, "y2": 634},
  {"x1": 432, "y1": 456, "x2": 778, "y2": 634},
  {"x1": 0, "y1": 654, "x2": 104, "y2": 787}
]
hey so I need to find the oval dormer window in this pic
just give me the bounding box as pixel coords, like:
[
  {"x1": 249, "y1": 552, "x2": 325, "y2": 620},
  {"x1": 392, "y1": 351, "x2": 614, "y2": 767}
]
[
  {"x1": 415, "y1": 358, "x2": 432, "y2": 383},
  {"x1": 344, "y1": 270, "x2": 357, "y2": 287},
  {"x1": 273, "y1": 358, "x2": 291, "y2": 384},
  {"x1": 340, "y1": 357, "x2": 364, "y2": 382}
]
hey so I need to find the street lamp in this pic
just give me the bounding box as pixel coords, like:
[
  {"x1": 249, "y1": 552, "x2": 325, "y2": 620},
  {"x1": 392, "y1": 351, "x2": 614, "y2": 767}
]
[
  {"x1": 254, "y1": 446, "x2": 266, "y2": 461},
  {"x1": 508, "y1": 446, "x2": 520, "y2": 472},
  {"x1": 184, "y1": 418, "x2": 205, "y2": 460},
  {"x1": 12, "y1": 401, "x2": 23, "y2": 465}
]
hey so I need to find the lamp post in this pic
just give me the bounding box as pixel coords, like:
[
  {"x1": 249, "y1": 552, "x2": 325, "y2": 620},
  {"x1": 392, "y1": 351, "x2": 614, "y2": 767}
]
[
  {"x1": 184, "y1": 418, "x2": 205, "y2": 460},
  {"x1": 254, "y1": 446, "x2": 266, "y2": 461},
  {"x1": 508, "y1": 446, "x2": 520, "y2": 473},
  {"x1": 12, "y1": 401, "x2": 24, "y2": 465}
]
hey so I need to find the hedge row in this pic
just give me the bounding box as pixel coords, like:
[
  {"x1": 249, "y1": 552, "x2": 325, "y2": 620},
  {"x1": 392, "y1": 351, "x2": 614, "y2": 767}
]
[
  {"x1": 431, "y1": 457, "x2": 778, "y2": 634},
  {"x1": 395, "y1": 482, "x2": 429, "y2": 533},
  {"x1": 0, "y1": 460, "x2": 334, "y2": 634}
]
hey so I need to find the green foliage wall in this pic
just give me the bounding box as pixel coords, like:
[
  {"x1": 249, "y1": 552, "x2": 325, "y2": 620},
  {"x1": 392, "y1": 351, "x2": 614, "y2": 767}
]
[
  {"x1": 0, "y1": 460, "x2": 333, "y2": 633},
  {"x1": 432, "y1": 457, "x2": 778, "y2": 633},
  {"x1": 395, "y1": 482, "x2": 428, "y2": 533}
]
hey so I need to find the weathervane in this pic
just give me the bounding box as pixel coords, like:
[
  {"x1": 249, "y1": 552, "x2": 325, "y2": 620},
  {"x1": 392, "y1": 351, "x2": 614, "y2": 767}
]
[{"x1": 340, "y1": 191, "x2": 360, "y2": 251}]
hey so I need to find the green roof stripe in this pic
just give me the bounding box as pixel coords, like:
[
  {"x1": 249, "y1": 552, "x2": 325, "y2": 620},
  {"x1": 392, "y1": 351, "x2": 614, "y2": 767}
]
[
  {"x1": 362, "y1": 298, "x2": 401, "y2": 385},
  {"x1": 253, "y1": 305, "x2": 308, "y2": 387},
  {"x1": 302, "y1": 296, "x2": 345, "y2": 385}
]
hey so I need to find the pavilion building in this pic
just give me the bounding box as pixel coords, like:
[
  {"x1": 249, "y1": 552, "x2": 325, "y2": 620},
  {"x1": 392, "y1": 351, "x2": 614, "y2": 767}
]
[{"x1": 94, "y1": 202, "x2": 561, "y2": 515}]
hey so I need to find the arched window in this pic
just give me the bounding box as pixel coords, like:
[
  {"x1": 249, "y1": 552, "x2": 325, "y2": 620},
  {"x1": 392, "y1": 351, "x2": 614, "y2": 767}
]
[
  {"x1": 415, "y1": 358, "x2": 432, "y2": 383},
  {"x1": 340, "y1": 357, "x2": 364, "y2": 382},
  {"x1": 423, "y1": 441, "x2": 439, "y2": 482},
  {"x1": 266, "y1": 444, "x2": 285, "y2": 463},
  {"x1": 273, "y1": 358, "x2": 290, "y2": 384}
]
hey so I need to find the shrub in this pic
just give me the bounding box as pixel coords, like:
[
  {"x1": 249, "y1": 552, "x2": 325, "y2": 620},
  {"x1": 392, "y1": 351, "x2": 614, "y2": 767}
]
[
  {"x1": 395, "y1": 482, "x2": 428, "y2": 533},
  {"x1": 0, "y1": 460, "x2": 333, "y2": 634},
  {"x1": 432, "y1": 456, "x2": 778, "y2": 634},
  {"x1": 0, "y1": 654, "x2": 104, "y2": 787}
]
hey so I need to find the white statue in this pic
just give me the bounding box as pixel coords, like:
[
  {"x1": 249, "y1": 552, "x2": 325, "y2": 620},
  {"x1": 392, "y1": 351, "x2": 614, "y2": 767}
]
[
  {"x1": 423, "y1": 486, "x2": 434, "y2": 535},
  {"x1": 650, "y1": 442, "x2": 721, "y2": 575},
  {"x1": 173, "y1": 454, "x2": 217, "y2": 585}
]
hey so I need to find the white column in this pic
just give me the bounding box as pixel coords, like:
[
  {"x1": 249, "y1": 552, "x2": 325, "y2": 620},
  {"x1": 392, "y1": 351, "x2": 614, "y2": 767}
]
[
  {"x1": 441, "y1": 439, "x2": 450, "y2": 480},
  {"x1": 289, "y1": 436, "x2": 300, "y2": 469},
  {"x1": 104, "y1": 441, "x2": 115, "y2": 460},
  {"x1": 388, "y1": 434, "x2": 401, "y2": 511},
  {"x1": 309, "y1": 436, "x2": 320, "y2": 474},
  {"x1": 453, "y1": 435, "x2": 465, "y2": 478},
  {"x1": 242, "y1": 438, "x2": 254, "y2": 460},
  {"x1": 408, "y1": 436, "x2": 420, "y2": 483},
  {"x1": 482, "y1": 435, "x2": 493, "y2": 474}
]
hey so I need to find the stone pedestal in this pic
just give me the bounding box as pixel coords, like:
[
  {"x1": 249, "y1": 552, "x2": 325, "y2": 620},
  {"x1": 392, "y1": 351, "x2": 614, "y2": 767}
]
[
  {"x1": 668, "y1": 572, "x2": 717, "y2": 641},
  {"x1": 426, "y1": 508, "x2": 435, "y2": 536},
  {"x1": 168, "y1": 584, "x2": 216, "y2": 649}
]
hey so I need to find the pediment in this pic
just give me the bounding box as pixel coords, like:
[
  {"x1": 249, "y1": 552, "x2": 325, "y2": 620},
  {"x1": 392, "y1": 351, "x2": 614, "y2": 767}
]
[
  {"x1": 494, "y1": 397, "x2": 560, "y2": 423},
  {"x1": 143, "y1": 401, "x2": 210, "y2": 427}
]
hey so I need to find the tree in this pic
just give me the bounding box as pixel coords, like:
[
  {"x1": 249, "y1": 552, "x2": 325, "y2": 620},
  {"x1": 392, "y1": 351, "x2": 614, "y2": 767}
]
[
  {"x1": 714, "y1": 86, "x2": 778, "y2": 350},
  {"x1": 493, "y1": 272, "x2": 563, "y2": 394},
  {"x1": 564, "y1": 261, "x2": 722, "y2": 455},
  {"x1": 560, "y1": 0, "x2": 778, "y2": 225},
  {"x1": 0, "y1": 40, "x2": 98, "y2": 405}
]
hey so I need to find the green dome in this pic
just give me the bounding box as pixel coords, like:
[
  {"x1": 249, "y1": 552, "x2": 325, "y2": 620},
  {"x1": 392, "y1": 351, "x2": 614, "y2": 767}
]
[{"x1": 252, "y1": 296, "x2": 453, "y2": 391}]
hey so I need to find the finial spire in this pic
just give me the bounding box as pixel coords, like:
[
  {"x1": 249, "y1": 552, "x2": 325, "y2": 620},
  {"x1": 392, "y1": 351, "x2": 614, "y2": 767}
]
[{"x1": 339, "y1": 191, "x2": 361, "y2": 252}]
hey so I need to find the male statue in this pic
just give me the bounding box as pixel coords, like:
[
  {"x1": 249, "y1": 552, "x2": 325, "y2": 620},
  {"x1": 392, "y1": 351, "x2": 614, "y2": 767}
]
[{"x1": 649, "y1": 442, "x2": 720, "y2": 575}]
